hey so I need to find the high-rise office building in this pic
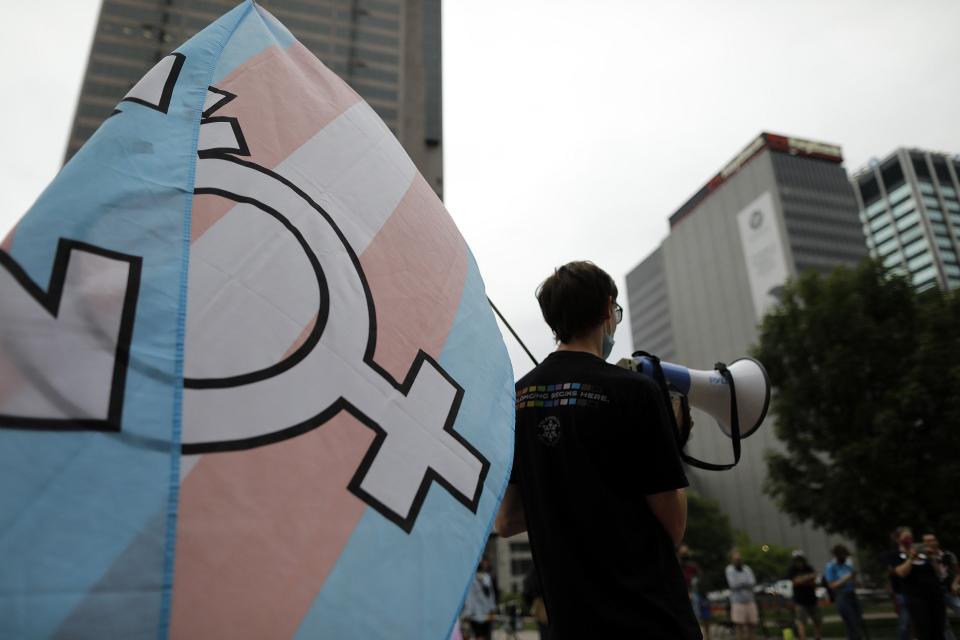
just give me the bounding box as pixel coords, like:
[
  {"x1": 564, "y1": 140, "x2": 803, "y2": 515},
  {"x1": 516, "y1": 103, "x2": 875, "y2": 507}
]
[
  {"x1": 626, "y1": 132, "x2": 866, "y2": 563},
  {"x1": 852, "y1": 149, "x2": 960, "y2": 292},
  {"x1": 66, "y1": 0, "x2": 443, "y2": 197}
]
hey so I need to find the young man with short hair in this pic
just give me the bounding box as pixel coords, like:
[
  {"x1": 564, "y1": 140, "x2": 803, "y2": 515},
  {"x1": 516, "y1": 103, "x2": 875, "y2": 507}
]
[{"x1": 495, "y1": 261, "x2": 700, "y2": 639}]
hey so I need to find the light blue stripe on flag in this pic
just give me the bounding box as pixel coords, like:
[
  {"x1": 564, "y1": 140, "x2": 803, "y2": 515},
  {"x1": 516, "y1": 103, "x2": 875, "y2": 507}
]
[{"x1": 211, "y1": 4, "x2": 297, "y2": 84}]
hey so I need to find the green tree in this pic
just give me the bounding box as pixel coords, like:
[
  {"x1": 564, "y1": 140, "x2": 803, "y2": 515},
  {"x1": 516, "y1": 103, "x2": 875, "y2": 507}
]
[
  {"x1": 732, "y1": 531, "x2": 793, "y2": 584},
  {"x1": 684, "y1": 491, "x2": 735, "y2": 591},
  {"x1": 752, "y1": 259, "x2": 960, "y2": 559}
]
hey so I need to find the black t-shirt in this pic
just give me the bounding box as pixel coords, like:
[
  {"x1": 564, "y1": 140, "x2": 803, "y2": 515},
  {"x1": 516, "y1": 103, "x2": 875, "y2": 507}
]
[
  {"x1": 886, "y1": 549, "x2": 943, "y2": 599},
  {"x1": 787, "y1": 562, "x2": 818, "y2": 606},
  {"x1": 510, "y1": 351, "x2": 699, "y2": 639}
]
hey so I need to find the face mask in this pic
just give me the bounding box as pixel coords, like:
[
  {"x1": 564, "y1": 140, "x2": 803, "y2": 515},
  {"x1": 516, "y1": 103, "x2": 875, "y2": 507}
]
[{"x1": 601, "y1": 330, "x2": 615, "y2": 359}]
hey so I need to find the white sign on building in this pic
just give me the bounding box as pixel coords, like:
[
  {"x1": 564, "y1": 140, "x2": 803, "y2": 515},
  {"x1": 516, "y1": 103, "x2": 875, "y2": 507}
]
[{"x1": 736, "y1": 191, "x2": 790, "y2": 320}]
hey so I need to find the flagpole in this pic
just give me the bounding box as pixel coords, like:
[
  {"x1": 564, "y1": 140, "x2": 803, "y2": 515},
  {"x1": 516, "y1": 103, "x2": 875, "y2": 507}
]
[{"x1": 486, "y1": 297, "x2": 539, "y2": 367}]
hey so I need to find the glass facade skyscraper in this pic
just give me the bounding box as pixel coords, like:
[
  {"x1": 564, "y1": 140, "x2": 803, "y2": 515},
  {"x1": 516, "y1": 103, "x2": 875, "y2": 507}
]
[
  {"x1": 852, "y1": 149, "x2": 960, "y2": 291},
  {"x1": 66, "y1": 0, "x2": 443, "y2": 196}
]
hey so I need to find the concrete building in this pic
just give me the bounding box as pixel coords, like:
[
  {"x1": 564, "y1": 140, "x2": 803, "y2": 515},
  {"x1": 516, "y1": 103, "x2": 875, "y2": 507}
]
[
  {"x1": 66, "y1": 0, "x2": 443, "y2": 197},
  {"x1": 852, "y1": 149, "x2": 960, "y2": 292},
  {"x1": 491, "y1": 533, "x2": 533, "y2": 596},
  {"x1": 626, "y1": 132, "x2": 867, "y2": 565}
]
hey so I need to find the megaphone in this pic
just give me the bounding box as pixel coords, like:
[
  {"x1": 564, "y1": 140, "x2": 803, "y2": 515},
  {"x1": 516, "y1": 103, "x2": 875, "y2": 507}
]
[{"x1": 617, "y1": 354, "x2": 770, "y2": 439}]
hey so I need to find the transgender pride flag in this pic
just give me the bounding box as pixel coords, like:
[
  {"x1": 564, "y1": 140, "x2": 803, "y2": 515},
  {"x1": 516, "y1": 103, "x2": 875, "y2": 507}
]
[{"x1": 0, "y1": 3, "x2": 515, "y2": 637}]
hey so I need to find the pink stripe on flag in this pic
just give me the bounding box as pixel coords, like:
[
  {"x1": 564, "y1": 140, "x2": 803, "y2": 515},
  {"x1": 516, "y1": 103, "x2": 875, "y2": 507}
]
[
  {"x1": 214, "y1": 42, "x2": 361, "y2": 169},
  {"x1": 169, "y1": 413, "x2": 376, "y2": 639},
  {"x1": 359, "y1": 174, "x2": 469, "y2": 380},
  {"x1": 190, "y1": 43, "x2": 362, "y2": 242}
]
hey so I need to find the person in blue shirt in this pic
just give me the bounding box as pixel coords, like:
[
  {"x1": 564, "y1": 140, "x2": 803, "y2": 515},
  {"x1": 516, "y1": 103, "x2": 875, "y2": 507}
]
[{"x1": 825, "y1": 544, "x2": 866, "y2": 640}]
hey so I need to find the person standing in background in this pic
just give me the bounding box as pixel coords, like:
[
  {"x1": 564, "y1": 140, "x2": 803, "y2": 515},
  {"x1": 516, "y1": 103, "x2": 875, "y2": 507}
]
[
  {"x1": 826, "y1": 544, "x2": 867, "y2": 640},
  {"x1": 680, "y1": 545, "x2": 711, "y2": 640},
  {"x1": 888, "y1": 528, "x2": 947, "y2": 640},
  {"x1": 726, "y1": 549, "x2": 758, "y2": 640},
  {"x1": 787, "y1": 550, "x2": 822, "y2": 640},
  {"x1": 922, "y1": 532, "x2": 960, "y2": 639},
  {"x1": 463, "y1": 559, "x2": 498, "y2": 640},
  {"x1": 883, "y1": 527, "x2": 913, "y2": 640}
]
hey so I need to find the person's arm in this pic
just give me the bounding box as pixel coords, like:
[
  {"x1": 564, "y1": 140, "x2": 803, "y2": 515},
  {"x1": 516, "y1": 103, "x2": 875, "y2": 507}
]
[
  {"x1": 725, "y1": 566, "x2": 736, "y2": 589},
  {"x1": 829, "y1": 565, "x2": 857, "y2": 589},
  {"x1": 826, "y1": 564, "x2": 848, "y2": 590},
  {"x1": 792, "y1": 571, "x2": 817, "y2": 586},
  {"x1": 495, "y1": 483, "x2": 526, "y2": 538},
  {"x1": 726, "y1": 567, "x2": 750, "y2": 592},
  {"x1": 645, "y1": 487, "x2": 687, "y2": 545},
  {"x1": 894, "y1": 551, "x2": 915, "y2": 578}
]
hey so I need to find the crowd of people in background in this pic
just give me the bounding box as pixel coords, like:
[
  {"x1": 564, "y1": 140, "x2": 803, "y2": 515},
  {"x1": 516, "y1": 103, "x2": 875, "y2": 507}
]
[
  {"x1": 458, "y1": 527, "x2": 958, "y2": 640},
  {"x1": 676, "y1": 531, "x2": 958, "y2": 640},
  {"x1": 884, "y1": 527, "x2": 959, "y2": 640}
]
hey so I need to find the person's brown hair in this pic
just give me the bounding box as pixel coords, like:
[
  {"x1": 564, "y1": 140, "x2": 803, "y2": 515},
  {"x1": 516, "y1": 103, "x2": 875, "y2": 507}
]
[{"x1": 536, "y1": 261, "x2": 617, "y2": 343}]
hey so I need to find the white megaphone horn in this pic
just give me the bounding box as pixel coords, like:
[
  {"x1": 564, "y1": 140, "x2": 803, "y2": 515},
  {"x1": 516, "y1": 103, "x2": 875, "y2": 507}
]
[{"x1": 618, "y1": 354, "x2": 770, "y2": 439}]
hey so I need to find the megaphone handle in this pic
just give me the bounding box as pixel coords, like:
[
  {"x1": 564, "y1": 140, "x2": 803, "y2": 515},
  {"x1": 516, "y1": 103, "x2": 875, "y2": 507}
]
[
  {"x1": 631, "y1": 350, "x2": 686, "y2": 448},
  {"x1": 714, "y1": 362, "x2": 742, "y2": 467}
]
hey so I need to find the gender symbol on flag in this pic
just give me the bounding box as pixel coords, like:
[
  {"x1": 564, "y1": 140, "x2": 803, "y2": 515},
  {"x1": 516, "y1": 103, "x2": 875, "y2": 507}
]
[{"x1": 181, "y1": 87, "x2": 489, "y2": 533}]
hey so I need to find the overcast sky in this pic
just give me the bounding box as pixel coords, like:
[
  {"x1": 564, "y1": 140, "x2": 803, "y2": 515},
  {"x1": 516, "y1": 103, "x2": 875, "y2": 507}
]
[{"x1": 2, "y1": 1, "x2": 959, "y2": 377}]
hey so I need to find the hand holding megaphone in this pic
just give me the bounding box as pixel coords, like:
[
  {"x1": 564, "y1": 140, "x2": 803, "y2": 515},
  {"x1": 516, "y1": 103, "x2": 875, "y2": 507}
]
[{"x1": 617, "y1": 352, "x2": 770, "y2": 471}]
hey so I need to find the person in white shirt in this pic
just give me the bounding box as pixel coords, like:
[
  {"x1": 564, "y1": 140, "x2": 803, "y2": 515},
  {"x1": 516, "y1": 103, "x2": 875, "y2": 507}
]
[{"x1": 725, "y1": 549, "x2": 758, "y2": 640}]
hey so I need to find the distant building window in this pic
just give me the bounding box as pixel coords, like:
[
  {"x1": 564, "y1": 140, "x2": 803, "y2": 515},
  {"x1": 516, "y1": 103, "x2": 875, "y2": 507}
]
[
  {"x1": 864, "y1": 199, "x2": 888, "y2": 219},
  {"x1": 907, "y1": 252, "x2": 933, "y2": 272},
  {"x1": 892, "y1": 199, "x2": 916, "y2": 218},
  {"x1": 509, "y1": 542, "x2": 531, "y2": 553},
  {"x1": 895, "y1": 211, "x2": 920, "y2": 232},
  {"x1": 876, "y1": 237, "x2": 900, "y2": 258},
  {"x1": 902, "y1": 237, "x2": 929, "y2": 259},
  {"x1": 934, "y1": 157, "x2": 953, "y2": 185},
  {"x1": 511, "y1": 558, "x2": 533, "y2": 576},
  {"x1": 912, "y1": 154, "x2": 932, "y2": 180},
  {"x1": 858, "y1": 176, "x2": 880, "y2": 204},
  {"x1": 912, "y1": 264, "x2": 938, "y2": 285},
  {"x1": 883, "y1": 252, "x2": 904, "y2": 268},
  {"x1": 881, "y1": 157, "x2": 905, "y2": 191},
  {"x1": 887, "y1": 183, "x2": 913, "y2": 206},
  {"x1": 899, "y1": 225, "x2": 925, "y2": 245},
  {"x1": 873, "y1": 224, "x2": 896, "y2": 245}
]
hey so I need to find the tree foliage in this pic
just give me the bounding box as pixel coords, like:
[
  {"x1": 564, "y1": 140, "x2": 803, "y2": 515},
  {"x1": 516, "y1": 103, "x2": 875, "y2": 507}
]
[
  {"x1": 752, "y1": 259, "x2": 960, "y2": 558},
  {"x1": 684, "y1": 491, "x2": 735, "y2": 591},
  {"x1": 733, "y1": 531, "x2": 793, "y2": 584}
]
